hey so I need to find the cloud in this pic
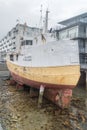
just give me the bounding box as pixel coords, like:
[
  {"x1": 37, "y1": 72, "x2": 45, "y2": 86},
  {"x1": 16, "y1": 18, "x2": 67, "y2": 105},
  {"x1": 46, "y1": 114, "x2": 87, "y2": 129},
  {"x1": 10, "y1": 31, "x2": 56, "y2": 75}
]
[{"x1": 0, "y1": 0, "x2": 87, "y2": 39}]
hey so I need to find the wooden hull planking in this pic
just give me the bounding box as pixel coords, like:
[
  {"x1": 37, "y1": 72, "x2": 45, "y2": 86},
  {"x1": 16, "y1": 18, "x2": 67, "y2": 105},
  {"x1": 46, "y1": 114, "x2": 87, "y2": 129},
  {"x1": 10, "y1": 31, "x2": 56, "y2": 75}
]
[{"x1": 7, "y1": 60, "x2": 80, "y2": 89}]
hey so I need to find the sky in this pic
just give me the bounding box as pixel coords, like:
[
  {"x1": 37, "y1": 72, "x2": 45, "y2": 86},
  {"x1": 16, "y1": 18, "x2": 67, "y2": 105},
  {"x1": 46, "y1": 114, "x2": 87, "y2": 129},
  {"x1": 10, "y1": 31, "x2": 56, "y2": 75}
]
[{"x1": 0, "y1": 0, "x2": 87, "y2": 39}]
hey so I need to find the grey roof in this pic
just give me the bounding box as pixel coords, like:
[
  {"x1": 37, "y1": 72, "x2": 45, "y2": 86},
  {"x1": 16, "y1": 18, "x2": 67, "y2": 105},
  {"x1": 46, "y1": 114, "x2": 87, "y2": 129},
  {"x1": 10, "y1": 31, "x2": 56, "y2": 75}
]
[
  {"x1": 58, "y1": 12, "x2": 87, "y2": 26},
  {"x1": 57, "y1": 22, "x2": 87, "y2": 32}
]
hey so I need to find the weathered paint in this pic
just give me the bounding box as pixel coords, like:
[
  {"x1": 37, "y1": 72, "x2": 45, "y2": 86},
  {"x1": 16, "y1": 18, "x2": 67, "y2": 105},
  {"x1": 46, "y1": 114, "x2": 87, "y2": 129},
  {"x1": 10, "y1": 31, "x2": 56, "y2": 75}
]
[
  {"x1": 7, "y1": 60, "x2": 80, "y2": 89},
  {"x1": 44, "y1": 89, "x2": 72, "y2": 108}
]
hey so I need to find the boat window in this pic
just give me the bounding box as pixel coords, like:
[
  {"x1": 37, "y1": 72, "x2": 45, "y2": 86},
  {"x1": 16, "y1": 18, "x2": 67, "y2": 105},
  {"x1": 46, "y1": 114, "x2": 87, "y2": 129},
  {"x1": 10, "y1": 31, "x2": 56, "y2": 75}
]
[
  {"x1": 21, "y1": 40, "x2": 33, "y2": 46},
  {"x1": 26, "y1": 40, "x2": 33, "y2": 45},
  {"x1": 10, "y1": 54, "x2": 14, "y2": 61}
]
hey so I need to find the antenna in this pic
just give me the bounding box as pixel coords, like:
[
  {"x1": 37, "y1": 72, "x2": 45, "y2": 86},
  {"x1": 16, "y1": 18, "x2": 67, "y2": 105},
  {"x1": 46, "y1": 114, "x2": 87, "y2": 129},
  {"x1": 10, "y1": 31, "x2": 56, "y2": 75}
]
[{"x1": 39, "y1": 5, "x2": 43, "y2": 29}]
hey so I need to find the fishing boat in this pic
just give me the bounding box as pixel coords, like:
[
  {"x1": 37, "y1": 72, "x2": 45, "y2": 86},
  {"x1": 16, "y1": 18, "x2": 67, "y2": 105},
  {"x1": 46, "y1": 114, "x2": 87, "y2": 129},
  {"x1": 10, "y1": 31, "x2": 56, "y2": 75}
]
[{"x1": 6, "y1": 10, "x2": 80, "y2": 108}]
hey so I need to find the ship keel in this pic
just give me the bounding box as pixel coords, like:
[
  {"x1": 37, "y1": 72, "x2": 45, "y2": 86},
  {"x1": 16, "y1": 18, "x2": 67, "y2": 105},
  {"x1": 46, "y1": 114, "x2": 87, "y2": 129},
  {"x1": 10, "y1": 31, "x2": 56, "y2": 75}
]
[
  {"x1": 44, "y1": 88, "x2": 72, "y2": 108},
  {"x1": 9, "y1": 77, "x2": 72, "y2": 108}
]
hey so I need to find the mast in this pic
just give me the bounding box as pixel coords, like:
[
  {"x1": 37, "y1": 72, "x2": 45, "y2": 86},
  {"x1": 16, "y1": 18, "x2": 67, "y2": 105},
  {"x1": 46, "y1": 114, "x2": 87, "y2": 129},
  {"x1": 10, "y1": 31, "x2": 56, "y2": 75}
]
[
  {"x1": 44, "y1": 9, "x2": 49, "y2": 33},
  {"x1": 39, "y1": 5, "x2": 43, "y2": 30}
]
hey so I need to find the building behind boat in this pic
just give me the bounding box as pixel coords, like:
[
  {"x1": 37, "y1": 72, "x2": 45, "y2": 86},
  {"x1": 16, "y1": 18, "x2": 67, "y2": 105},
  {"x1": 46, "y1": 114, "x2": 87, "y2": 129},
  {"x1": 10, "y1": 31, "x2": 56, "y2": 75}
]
[
  {"x1": 56, "y1": 12, "x2": 87, "y2": 88},
  {"x1": 0, "y1": 23, "x2": 41, "y2": 61}
]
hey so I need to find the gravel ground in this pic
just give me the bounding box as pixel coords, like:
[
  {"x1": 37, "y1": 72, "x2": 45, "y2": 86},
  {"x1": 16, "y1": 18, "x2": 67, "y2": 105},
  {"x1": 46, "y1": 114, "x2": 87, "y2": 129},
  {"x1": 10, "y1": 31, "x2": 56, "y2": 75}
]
[{"x1": 0, "y1": 77, "x2": 87, "y2": 130}]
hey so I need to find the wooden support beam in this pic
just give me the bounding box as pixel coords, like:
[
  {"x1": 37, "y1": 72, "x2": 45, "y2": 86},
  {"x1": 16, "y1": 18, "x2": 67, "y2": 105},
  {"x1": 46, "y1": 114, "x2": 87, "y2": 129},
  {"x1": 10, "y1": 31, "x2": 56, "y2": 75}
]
[
  {"x1": 16, "y1": 83, "x2": 23, "y2": 90},
  {"x1": 86, "y1": 94, "x2": 87, "y2": 109},
  {"x1": 86, "y1": 71, "x2": 87, "y2": 91},
  {"x1": 38, "y1": 85, "x2": 45, "y2": 108}
]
